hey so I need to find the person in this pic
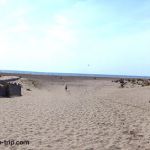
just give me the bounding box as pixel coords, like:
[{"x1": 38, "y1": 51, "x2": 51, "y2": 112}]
[{"x1": 65, "y1": 84, "x2": 67, "y2": 91}]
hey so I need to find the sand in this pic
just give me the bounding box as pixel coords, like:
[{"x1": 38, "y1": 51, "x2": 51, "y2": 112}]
[{"x1": 0, "y1": 75, "x2": 150, "y2": 150}]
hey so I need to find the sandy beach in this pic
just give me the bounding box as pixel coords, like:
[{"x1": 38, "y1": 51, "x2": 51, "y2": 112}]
[{"x1": 0, "y1": 74, "x2": 150, "y2": 150}]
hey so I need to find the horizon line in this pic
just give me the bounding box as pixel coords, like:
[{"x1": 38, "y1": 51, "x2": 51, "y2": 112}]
[{"x1": 0, "y1": 69, "x2": 150, "y2": 79}]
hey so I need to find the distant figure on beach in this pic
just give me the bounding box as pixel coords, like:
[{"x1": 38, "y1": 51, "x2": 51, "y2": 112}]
[{"x1": 65, "y1": 84, "x2": 67, "y2": 91}]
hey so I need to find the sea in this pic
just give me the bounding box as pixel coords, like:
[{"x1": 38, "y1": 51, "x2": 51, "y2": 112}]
[{"x1": 0, "y1": 70, "x2": 150, "y2": 79}]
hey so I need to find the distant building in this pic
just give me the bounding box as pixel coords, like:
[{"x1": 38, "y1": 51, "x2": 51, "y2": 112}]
[{"x1": 0, "y1": 82, "x2": 22, "y2": 97}]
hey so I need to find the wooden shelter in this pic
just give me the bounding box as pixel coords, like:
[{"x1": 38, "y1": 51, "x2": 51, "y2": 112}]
[{"x1": 0, "y1": 82, "x2": 22, "y2": 97}]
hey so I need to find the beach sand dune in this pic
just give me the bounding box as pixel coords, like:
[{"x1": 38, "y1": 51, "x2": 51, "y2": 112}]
[{"x1": 0, "y1": 75, "x2": 150, "y2": 149}]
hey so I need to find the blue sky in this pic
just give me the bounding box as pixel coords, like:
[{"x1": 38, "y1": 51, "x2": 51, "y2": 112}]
[{"x1": 0, "y1": 0, "x2": 150, "y2": 75}]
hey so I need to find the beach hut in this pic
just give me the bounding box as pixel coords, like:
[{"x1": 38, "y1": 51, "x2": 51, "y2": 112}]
[
  {"x1": 0, "y1": 84, "x2": 7, "y2": 97},
  {"x1": 0, "y1": 82, "x2": 22, "y2": 97},
  {"x1": 6, "y1": 83, "x2": 22, "y2": 97}
]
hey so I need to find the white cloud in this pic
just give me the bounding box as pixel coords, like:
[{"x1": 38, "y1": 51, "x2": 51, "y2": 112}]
[
  {"x1": 48, "y1": 25, "x2": 75, "y2": 44},
  {"x1": 8, "y1": 18, "x2": 30, "y2": 33},
  {"x1": 10, "y1": 7, "x2": 30, "y2": 18},
  {"x1": 55, "y1": 15, "x2": 72, "y2": 25},
  {"x1": 47, "y1": 14, "x2": 76, "y2": 44},
  {"x1": 0, "y1": 0, "x2": 8, "y2": 6}
]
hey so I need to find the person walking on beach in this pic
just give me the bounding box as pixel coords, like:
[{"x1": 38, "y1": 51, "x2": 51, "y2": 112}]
[{"x1": 65, "y1": 84, "x2": 67, "y2": 91}]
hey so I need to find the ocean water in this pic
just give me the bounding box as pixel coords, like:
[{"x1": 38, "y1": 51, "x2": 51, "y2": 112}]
[{"x1": 0, "y1": 70, "x2": 150, "y2": 79}]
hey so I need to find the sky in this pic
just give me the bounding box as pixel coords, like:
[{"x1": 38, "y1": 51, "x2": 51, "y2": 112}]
[{"x1": 0, "y1": 0, "x2": 150, "y2": 75}]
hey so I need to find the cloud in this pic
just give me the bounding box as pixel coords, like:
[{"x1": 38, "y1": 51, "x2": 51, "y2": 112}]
[
  {"x1": 48, "y1": 25, "x2": 75, "y2": 44},
  {"x1": 7, "y1": 18, "x2": 30, "y2": 33},
  {"x1": 55, "y1": 15, "x2": 72, "y2": 25},
  {"x1": 0, "y1": 0, "x2": 8, "y2": 6},
  {"x1": 10, "y1": 7, "x2": 31, "y2": 18},
  {"x1": 47, "y1": 14, "x2": 76, "y2": 45}
]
